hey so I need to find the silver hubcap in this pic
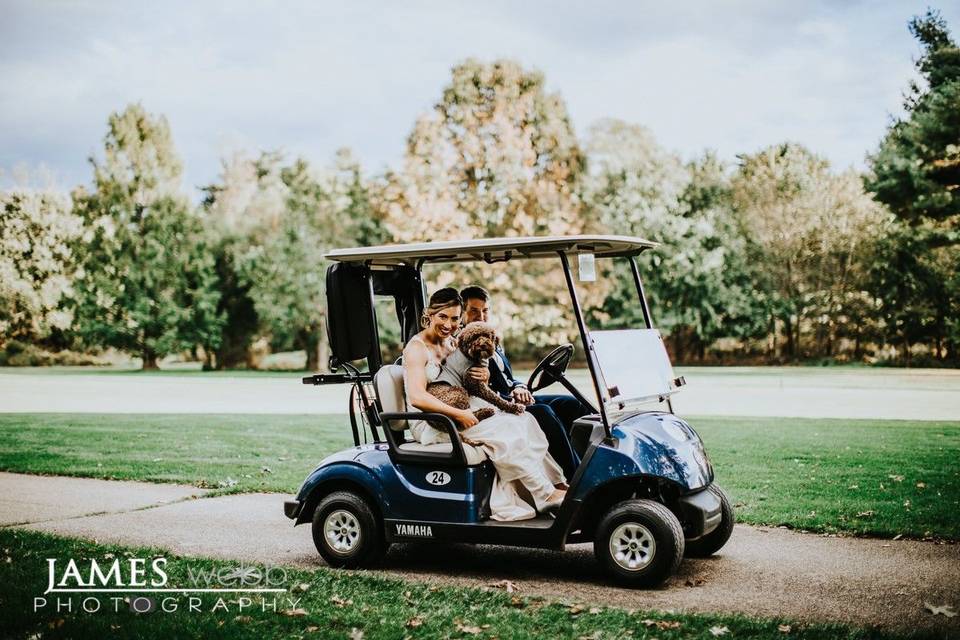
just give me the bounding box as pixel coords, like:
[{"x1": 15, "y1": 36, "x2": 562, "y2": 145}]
[
  {"x1": 609, "y1": 522, "x2": 656, "y2": 571},
  {"x1": 324, "y1": 509, "x2": 361, "y2": 554}
]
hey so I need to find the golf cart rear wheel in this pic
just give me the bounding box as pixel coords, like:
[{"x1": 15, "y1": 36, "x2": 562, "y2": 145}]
[
  {"x1": 684, "y1": 484, "x2": 734, "y2": 557},
  {"x1": 312, "y1": 491, "x2": 385, "y2": 569},
  {"x1": 594, "y1": 499, "x2": 684, "y2": 588}
]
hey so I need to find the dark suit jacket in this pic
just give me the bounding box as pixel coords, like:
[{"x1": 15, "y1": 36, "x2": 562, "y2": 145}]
[{"x1": 487, "y1": 346, "x2": 523, "y2": 399}]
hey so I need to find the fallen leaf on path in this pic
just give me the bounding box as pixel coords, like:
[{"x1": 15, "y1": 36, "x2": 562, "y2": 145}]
[
  {"x1": 510, "y1": 595, "x2": 525, "y2": 608},
  {"x1": 292, "y1": 583, "x2": 310, "y2": 593},
  {"x1": 709, "y1": 625, "x2": 730, "y2": 636},
  {"x1": 589, "y1": 607, "x2": 602, "y2": 614},
  {"x1": 233, "y1": 615, "x2": 252, "y2": 623},
  {"x1": 916, "y1": 482, "x2": 926, "y2": 489},
  {"x1": 349, "y1": 628, "x2": 364, "y2": 640},
  {"x1": 855, "y1": 511, "x2": 875, "y2": 518},
  {"x1": 778, "y1": 624, "x2": 791, "y2": 633},
  {"x1": 306, "y1": 626, "x2": 319, "y2": 633},
  {"x1": 685, "y1": 578, "x2": 705, "y2": 587},
  {"x1": 924, "y1": 603, "x2": 957, "y2": 617},
  {"x1": 568, "y1": 604, "x2": 586, "y2": 615},
  {"x1": 889, "y1": 474, "x2": 904, "y2": 482},
  {"x1": 282, "y1": 608, "x2": 308, "y2": 617},
  {"x1": 261, "y1": 466, "x2": 273, "y2": 474},
  {"x1": 488, "y1": 579, "x2": 520, "y2": 593},
  {"x1": 892, "y1": 534, "x2": 903, "y2": 540}
]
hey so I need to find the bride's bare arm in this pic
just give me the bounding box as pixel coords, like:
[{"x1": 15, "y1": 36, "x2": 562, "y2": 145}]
[{"x1": 403, "y1": 341, "x2": 478, "y2": 428}]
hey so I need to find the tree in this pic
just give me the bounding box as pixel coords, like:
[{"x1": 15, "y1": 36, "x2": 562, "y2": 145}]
[
  {"x1": 375, "y1": 59, "x2": 586, "y2": 356},
  {"x1": 70, "y1": 104, "x2": 223, "y2": 369},
  {"x1": 866, "y1": 9, "x2": 960, "y2": 363},
  {"x1": 582, "y1": 120, "x2": 764, "y2": 361},
  {"x1": 207, "y1": 149, "x2": 379, "y2": 371},
  {"x1": 868, "y1": 9, "x2": 960, "y2": 229},
  {"x1": 732, "y1": 144, "x2": 889, "y2": 359},
  {"x1": 0, "y1": 188, "x2": 83, "y2": 345}
]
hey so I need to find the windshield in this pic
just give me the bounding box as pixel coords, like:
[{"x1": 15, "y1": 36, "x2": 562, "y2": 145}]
[{"x1": 591, "y1": 328, "x2": 680, "y2": 409}]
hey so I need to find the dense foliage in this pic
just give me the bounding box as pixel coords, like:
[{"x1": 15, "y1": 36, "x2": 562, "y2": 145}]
[
  {"x1": 0, "y1": 10, "x2": 956, "y2": 368},
  {"x1": 866, "y1": 9, "x2": 960, "y2": 363}
]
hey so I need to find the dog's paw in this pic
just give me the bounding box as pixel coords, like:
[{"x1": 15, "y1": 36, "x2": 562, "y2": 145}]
[
  {"x1": 508, "y1": 403, "x2": 525, "y2": 415},
  {"x1": 474, "y1": 408, "x2": 495, "y2": 421}
]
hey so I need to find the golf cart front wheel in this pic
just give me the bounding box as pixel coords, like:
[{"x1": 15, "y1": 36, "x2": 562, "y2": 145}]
[
  {"x1": 312, "y1": 491, "x2": 385, "y2": 569},
  {"x1": 684, "y1": 484, "x2": 734, "y2": 557},
  {"x1": 594, "y1": 499, "x2": 684, "y2": 588}
]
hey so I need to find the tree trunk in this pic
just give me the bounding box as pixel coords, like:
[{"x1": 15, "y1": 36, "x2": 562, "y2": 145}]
[
  {"x1": 672, "y1": 329, "x2": 686, "y2": 365},
  {"x1": 202, "y1": 348, "x2": 216, "y2": 371},
  {"x1": 770, "y1": 315, "x2": 778, "y2": 360},
  {"x1": 783, "y1": 315, "x2": 795, "y2": 360},
  {"x1": 318, "y1": 317, "x2": 331, "y2": 372},
  {"x1": 854, "y1": 320, "x2": 862, "y2": 360},
  {"x1": 301, "y1": 329, "x2": 320, "y2": 372},
  {"x1": 142, "y1": 347, "x2": 159, "y2": 370}
]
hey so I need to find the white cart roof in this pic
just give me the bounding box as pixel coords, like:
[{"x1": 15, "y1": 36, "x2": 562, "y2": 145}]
[{"x1": 325, "y1": 235, "x2": 658, "y2": 266}]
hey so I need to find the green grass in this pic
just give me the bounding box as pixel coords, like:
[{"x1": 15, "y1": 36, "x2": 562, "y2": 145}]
[
  {"x1": 691, "y1": 416, "x2": 960, "y2": 540},
  {"x1": 0, "y1": 414, "x2": 957, "y2": 539},
  {"x1": 0, "y1": 529, "x2": 922, "y2": 640},
  {"x1": 0, "y1": 414, "x2": 353, "y2": 493}
]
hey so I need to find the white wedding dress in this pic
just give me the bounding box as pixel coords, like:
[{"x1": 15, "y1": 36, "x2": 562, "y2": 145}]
[{"x1": 404, "y1": 335, "x2": 566, "y2": 521}]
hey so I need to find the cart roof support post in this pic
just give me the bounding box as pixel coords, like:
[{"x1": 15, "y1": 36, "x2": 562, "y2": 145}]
[
  {"x1": 558, "y1": 251, "x2": 612, "y2": 438},
  {"x1": 629, "y1": 255, "x2": 654, "y2": 330}
]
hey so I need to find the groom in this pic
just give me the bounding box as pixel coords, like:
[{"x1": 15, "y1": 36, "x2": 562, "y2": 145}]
[{"x1": 460, "y1": 285, "x2": 590, "y2": 479}]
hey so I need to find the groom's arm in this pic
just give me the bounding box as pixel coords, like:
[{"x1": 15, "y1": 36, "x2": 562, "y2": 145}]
[{"x1": 500, "y1": 350, "x2": 534, "y2": 404}]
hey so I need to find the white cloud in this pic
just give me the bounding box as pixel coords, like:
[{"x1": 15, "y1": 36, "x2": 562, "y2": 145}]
[{"x1": 0, "y1": 0, "x2": 955, "y2": 196}]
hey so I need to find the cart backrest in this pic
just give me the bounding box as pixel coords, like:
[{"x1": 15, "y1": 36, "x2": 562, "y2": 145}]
[
  {"x1": 326, "y1": 262, "x2": 375, "y2": 363},
  {"x1": 374, "y1": 365, "x2": 409, "y2": 431}
]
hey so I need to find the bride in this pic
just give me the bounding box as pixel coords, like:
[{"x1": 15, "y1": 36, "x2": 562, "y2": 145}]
[{"x1": 402, "y1": 287, "x2": 567, "y2": 521}]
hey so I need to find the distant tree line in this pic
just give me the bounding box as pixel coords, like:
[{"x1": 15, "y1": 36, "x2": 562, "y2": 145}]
[{"x1": 1, "y1": 10, "x2": 956, "y2": 369}]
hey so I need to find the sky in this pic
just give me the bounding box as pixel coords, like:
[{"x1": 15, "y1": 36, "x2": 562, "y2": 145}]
[{"x1": 1, "y1": 1, "x2": 955, "y2": 197}]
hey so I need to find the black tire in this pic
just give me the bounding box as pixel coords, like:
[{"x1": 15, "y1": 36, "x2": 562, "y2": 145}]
[
  {"x1": 594, "y1": 499, "x2": 684, "y2": 588},
  {"x1": 684, "y1": 484, "x2": 735, "y2": 558},
  {"x1": 311, "y1": 491, "x2": 386, "y2": 568}
]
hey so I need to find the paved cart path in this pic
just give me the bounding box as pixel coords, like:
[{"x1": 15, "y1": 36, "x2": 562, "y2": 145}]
[{"x1": 3, "y1": 473, "x2": 958, "y2": 634}]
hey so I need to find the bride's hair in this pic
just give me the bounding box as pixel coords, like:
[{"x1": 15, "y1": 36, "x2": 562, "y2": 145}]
[{"x1": 421, "y1": 287, "x2": 463, "y2": 328}]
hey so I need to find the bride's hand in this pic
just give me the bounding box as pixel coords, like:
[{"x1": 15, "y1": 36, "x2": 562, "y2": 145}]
[{"x1": 455, "y1": 409, "x2": 479, "y2": 429}]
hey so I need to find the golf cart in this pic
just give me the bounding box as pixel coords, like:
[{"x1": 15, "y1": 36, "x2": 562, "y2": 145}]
[{"x1": 285, "y1": 235, "x2": 733, "y2": 587}]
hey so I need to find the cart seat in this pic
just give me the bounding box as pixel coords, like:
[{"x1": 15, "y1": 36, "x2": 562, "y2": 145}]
[{"x1": 374, "y1": 365, "x2": 487, "y2": 465}]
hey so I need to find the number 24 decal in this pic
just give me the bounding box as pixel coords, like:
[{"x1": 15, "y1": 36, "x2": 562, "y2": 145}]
[{"x1": 426, "y1": 471, "x2": 451, "y2": 486}]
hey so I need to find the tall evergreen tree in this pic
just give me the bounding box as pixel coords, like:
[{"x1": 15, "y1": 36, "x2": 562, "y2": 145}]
[{"x1": 866, "y1": 9, "x2": 959, "y2": 362}]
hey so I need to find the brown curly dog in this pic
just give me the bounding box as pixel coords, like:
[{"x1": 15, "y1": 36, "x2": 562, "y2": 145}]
[{"x1": 456, "y1": 322, "x2": 526, "y2": 415}]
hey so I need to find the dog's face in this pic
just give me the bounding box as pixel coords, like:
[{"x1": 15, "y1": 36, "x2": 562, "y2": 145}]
[{"x1": 458, "y1": 322, "x2": 498, "y2": 361}]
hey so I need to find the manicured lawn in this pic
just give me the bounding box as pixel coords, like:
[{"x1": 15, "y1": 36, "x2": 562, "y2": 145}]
[
  {"x1": 0, "y1": 414, "x2": 352, "y2": 493},
  {"x1": 693, "y1": 416, "x2": 960, "y2": 539},
  {"x1": 0, "y1": 414, "x2": 957, "y2": 539},
  {"x1": 0, "y1": 529, "x2": 917, "y2": 640}
]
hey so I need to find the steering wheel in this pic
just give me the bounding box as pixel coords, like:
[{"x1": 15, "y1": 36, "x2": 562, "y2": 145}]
[{"x1": 526, "y1": 344, "x2": 574, "y2": 393}]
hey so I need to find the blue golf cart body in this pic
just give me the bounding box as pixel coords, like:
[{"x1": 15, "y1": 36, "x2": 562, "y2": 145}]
[{"x1": 285, "y1": 236, "x2": 732, "y2": 587}]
